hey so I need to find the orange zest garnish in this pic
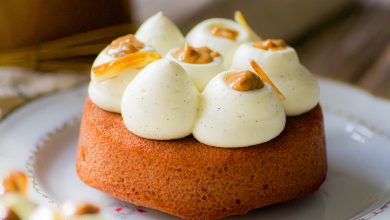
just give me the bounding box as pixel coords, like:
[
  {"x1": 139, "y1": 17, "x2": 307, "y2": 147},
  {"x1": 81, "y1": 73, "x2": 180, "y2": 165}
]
[
  {"x1": 250, "y1": 60, "x2": 286, "y2": 101},
  {"x1": 2, "y1": 171, "x2": 28, "y2": 195},
  {"x1": 93, "y1": 51, "x2": 161, "y2": 82},
  {"x1": 234, "y1": 10, "x2": 261, "y2": 40}
]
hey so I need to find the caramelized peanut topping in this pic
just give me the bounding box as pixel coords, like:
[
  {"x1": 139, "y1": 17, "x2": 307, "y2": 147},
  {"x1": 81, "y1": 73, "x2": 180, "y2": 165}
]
[
  {"x1": 74, "y1": 203, "x2": 100, "y2": 216},
  {"x1": 175, "y1": 44, "x2": 220, "y2": 64},
  {"x1": 253, "y1": 39, "x2": 287, "y2": 51},
  {"x1": 107, "y1": 34, "x2": 145, "y2": 58},
  {"x1": 211, "y1": 26, "x2": 239, "y2": 40},
  {"x1": 4, "y1": 209, "x2": 20, "y2": 220},
  {"x1": 2, "y1": 171, "x2": 28, "y2": 195},
  {"x1": 226, "y1": 70, "x2": 264, "y2": 92}
]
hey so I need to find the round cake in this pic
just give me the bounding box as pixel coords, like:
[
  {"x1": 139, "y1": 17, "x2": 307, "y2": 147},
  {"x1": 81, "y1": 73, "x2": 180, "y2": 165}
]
[
  {"x1": 76, "y1": 11, "x2": 327, "y2": 220},
  {"x1": 76, "y1": 99, "x2": 326, "y2": 220}
]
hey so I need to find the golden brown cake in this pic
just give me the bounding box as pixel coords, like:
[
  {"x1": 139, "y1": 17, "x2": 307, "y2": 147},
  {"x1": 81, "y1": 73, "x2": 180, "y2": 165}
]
[{"x1": 76, "y1": 98, "x2": 327, "y2": 220}]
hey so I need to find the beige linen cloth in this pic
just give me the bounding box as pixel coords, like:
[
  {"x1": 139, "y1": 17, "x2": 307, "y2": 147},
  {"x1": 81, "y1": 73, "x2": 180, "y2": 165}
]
[{"x1": 0, "y1": 67, "x2": 87, "y2": 119}]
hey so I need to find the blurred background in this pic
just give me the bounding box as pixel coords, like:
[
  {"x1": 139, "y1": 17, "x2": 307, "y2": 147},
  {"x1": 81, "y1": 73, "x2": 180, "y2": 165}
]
[{"x1": 0, "y1": 0, "x2": 389, "y2": 118}]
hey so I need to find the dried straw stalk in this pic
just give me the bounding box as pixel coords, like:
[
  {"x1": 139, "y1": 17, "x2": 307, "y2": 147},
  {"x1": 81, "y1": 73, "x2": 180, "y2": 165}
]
[{"x1": 0, "y1": 23, "x2": 137, "y2": 73}]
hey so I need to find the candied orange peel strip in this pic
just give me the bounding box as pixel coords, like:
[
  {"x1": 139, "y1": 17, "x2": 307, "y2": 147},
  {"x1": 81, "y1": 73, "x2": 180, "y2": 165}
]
[
  {"x1": 250, "y1": 60, "x2": 286, "y2": 101},
  {"x1": 2, "y1": 171, "x2": 28, "y2": 195},
  {"x1": 93, "y1": 51, "x2": 161, "y2": 82},
  {"x1": 234, "y1": 10, "x2": 261, "y2": 40}
]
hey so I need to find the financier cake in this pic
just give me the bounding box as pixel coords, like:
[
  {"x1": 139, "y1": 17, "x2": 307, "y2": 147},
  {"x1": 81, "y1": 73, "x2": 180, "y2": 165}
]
[{"x1": 76, "y1": 11, "x2": 327, "y2": 220}]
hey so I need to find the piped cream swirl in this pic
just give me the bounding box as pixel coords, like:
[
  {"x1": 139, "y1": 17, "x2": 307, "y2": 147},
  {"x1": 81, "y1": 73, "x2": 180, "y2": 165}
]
[
  {"x1": 193, "y1": 70, "x2": 286, "y2": 148},
  {"x1": 231, "y1": 41, "x2": 319, "y2": 116},
  {"x1": 88, "y1": 35, "x2": 156, "y2": 113}
]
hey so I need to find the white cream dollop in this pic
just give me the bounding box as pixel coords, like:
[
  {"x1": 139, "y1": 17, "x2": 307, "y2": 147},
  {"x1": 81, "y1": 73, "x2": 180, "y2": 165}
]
[
  {"x1": 166, "y1": 47, "x2": 225, "y2": 91},
  {"x1": 186, "y1": 18, "x2": 254, "y2": 68},
  {"x1": 135, "y1": 12, "x2": 185, "y2": 55},
  {"x1": 231, "y1": 43, "x2": 319, "y2": 116},
  {"x1": 193, "y1": 71, "x2": 286, "y2": 148},
  {"x1": 0, "y1": 193, "x2": 36, "y2": 220},
  {"x1": 29, "y1": 205, "x2": 59, "y2": 220},
  {"x1": 88, "y1": 44, "x2": 154, "y2": 113},
  {"x1": 121, "y1": 59, "x2": 199, "y2": 140}
]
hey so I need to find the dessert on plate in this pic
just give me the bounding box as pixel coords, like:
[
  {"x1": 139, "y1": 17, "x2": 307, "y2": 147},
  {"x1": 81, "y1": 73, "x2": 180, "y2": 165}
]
[
  {"x1": 76, "y1": 11, "x2": 327, "y2": 220},
  {"x1": 0, "y1": 171, "x2": 106, "y2": 220}
]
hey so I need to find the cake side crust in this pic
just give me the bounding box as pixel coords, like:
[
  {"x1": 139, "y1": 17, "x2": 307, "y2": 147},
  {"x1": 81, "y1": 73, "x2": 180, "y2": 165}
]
[{"x1": 76, "y1": 98, "x2": 327, "y2": 220}]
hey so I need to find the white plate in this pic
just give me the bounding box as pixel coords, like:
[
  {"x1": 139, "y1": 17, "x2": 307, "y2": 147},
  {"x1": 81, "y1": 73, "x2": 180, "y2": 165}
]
[{"x1": 0, "y1": 78, "x2": 389, "y2": 220}]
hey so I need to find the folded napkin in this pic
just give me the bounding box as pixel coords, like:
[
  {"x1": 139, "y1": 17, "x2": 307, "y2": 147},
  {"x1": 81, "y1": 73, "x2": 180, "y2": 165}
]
[{"x1": 0, "y1": 67, "x2": 87, "y2": 119}]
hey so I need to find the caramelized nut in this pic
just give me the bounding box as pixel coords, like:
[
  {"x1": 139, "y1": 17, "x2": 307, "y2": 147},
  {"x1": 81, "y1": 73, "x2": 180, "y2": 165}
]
[
  {"x1": 226, "y1": 70, "x2": 264, "y2": 92},
  {"x1": 107, "y1": 34, "x2": 145, "y2": 58},
  {"x1": 211, "y1": 26, "x2": 239, "y2": 40},
  {"x1": 253, "y1": 39, "x2": 287, "y2": 51},
  {"x1": 74, "y1": 203, "x2": 100, "y2": 215},
  {"x1": 4, "y1": 209, "x2": 21, "y2": 220},
  {"x1": 175, "y1": 44, "x2": 220, "y2": 64}
]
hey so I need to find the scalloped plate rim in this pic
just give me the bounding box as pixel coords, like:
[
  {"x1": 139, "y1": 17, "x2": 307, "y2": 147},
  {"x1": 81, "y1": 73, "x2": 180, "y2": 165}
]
[{"x1": 0, "y1": 78, "x2": 389, "y2": 220}]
